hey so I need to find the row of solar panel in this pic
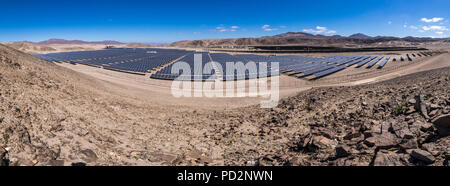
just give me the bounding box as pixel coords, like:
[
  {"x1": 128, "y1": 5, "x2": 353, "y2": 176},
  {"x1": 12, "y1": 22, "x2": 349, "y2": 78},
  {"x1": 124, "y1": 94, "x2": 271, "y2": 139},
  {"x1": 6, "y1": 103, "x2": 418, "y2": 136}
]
[
  {"x1": 150, "y1": 74, "x2": 217, "y2": 81},
  {"x1": 153, "y1": 53, "x2": 280, "y2": 81},
  {"x1": 35, "y1": 48, "x2": 435, "y2": 81},
  {"x1": 281, "y1": 52, "x2": 429, "y2": 79},
  {"x1": 36, "y1": 48, "x2": 190, "y2": 74}
]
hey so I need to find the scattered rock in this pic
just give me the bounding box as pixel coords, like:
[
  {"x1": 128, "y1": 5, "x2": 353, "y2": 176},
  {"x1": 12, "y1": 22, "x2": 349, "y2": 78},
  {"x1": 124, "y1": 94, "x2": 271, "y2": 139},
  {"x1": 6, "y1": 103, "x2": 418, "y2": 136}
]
[
  {"x1": 0, "y1": 148, "x2": 8, "y2": 166},
  {"x1": 184, "y1": 150, "x2": 212, "y2": 164},
  {"x1": 80, "y1": 149, "x2": 98, "y2": 163},
  {"x1": 445, "y1": 148, "x2": 450, "y2": 160},
  {"x1": 430, "y1": 104, "x2": 440, "y2": 110},
  {"x1": 415, "y1": 94, "x2": 430, "y2": 119},
  {"x1": 408, "y1": 99, "x2": 417, "y2": 105},
  {"x1": 405, "y1": 116, "x2": 414, "y2": 122},
  {"x1": 335, "y1": 145, "x2": 351, "y2": 158},
  {"x1": 311, "y1": 136, "x2": 332, "y2": 149},
  {"x1": 373, "y1": 151, "x2": 408, "y2": 166},
  {"x1": 14, "y1": 158, "x2": 35, "y2": 166},
  {"x1": 421, "y1": 143, "x2": 439, "y2": 156},
  {"x1": 48, "y1": 159, "x2": 65, "y2": 166},
  {"x1": 410, "y1": 149, "x2": 435, "y2": 164},
  {"x1": 71, "y1": 162, "x2": 86, "y2": 166},
  {"x1": 405, "y1": 106, "x2": 416, "y2": 115},
  {"x1": 344, "y1": 131, "x2": 361, "y2": 140},
  {"x1": 429, "y1": 110, "x2": 439, "y2": 117},
  {"x1": 390, "y1": 121, "x2": 413, "y2": 139},
  {"x1": 364, "y1": 133, "x2": 400, "y2": 149},
  {"x1": 432, "y1": 114, "x2": 450, "y2": 136},
  {"x1": 420, "y1": 123, "x2": 435, "y2": 132},
  {"x1": 148, "y1": 153, "x2": 178, "y2": 165},
  {"x1": 246, "y1": 160, "x2": 256, "y2": 166},
  {"x1": 399, "y1": 138, "x2": 418, "y2": 150}
]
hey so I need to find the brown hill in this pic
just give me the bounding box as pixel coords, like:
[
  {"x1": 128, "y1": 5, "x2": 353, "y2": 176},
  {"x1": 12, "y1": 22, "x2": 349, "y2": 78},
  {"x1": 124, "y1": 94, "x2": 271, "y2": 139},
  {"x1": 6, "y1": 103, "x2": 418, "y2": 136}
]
[
  {"x1": 170, "y1": 32, "x2": 448, "y2": 48},
  {"x1": 5, "y1": 42, "x2": 57, "y2": 54},
  {"x1": 0, "y1": 43, "x2": 170, "y2": 166},
  {"x1": 37, "y1": 38, "x2": 124, "y2": 45}
]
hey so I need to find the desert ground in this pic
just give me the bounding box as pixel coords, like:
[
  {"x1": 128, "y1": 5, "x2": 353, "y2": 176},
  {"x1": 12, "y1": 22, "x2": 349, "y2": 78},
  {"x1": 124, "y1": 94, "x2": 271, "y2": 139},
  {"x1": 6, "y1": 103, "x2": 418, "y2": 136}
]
[{"x1": 1, "y1": 43, "x2": 449, "y2": 166}]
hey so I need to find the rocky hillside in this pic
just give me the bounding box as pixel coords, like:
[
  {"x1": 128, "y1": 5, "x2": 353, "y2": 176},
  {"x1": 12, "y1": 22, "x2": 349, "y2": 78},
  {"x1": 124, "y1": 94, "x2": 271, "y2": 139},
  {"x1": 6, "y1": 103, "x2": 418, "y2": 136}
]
[
  {"x1": 0, "y1": 43, "x2": 156, "y2": 166},
  {"x1": 212, "y1": 66, "x2": 450, "y2": 166},
  {"x1": 170, "y1": 32, "x2": 448, "y2": 48}
]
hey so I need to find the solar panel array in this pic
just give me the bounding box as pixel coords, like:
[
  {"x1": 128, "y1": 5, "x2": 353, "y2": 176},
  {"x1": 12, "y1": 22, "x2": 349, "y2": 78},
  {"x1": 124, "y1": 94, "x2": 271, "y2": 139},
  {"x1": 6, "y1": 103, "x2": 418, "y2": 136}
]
[
  {"x1": 269, "y1": 53, "x2": 424, "y2": 79},
  {"x1": 34, "y1": 48, "x2": 435, "y2": 81},
  {"x1": 35, "y1": 48, "x2": 190, "y2": 73}
]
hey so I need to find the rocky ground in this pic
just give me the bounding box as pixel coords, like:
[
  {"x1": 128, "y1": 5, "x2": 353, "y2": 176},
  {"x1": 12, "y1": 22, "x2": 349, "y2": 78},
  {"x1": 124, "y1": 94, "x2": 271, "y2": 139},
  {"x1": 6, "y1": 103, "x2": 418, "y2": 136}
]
[
  {"x1": 0, "y1": 43, "x2": 449, "y2": 166},
  {"x1": 210, "y1": 67, "x2": 450, "y2": 166}
]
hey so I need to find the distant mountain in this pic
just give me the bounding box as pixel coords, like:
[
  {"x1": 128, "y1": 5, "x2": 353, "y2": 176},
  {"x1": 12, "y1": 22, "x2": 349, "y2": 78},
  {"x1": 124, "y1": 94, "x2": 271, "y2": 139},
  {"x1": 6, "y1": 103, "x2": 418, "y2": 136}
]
[
  {"x1": 267, "y1": 32, "x2": 317, "y2": 39},
  {"x1": 349, "y1": 33, "x2": 372, "y2": 39},
  {"x1": 36, "y1": 38, "x2": 124, "y2": 45},
  {"x1": 170, "y1": 32, "x2": 448, "y2": 48}
]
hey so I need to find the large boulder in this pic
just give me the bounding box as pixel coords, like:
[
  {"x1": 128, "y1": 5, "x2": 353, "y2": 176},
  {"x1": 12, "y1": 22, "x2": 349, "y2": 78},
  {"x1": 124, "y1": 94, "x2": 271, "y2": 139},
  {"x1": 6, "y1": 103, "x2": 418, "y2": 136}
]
[
  {"x1": 410, "y1": 149, "x2": 435, "y2": 164},
  {"x1": 335, "y1": 145, "x2": 351, "y2": 158},
  {"x1": 364, "y1": 133, "x2": 401, "y2": 149},
  {"x1": 432, "y1": 114, "x2": 450, "y2": 136}
]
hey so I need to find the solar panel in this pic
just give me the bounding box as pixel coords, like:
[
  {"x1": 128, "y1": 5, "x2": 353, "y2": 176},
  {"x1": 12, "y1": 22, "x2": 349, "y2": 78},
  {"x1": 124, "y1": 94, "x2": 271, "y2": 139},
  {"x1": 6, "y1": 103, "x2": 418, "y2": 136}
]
[
  {"x1": 377, "y1": 56, "x2": 390, "y2": 69},
  {"x1": 406, "y1": 54, "x2": 412, "y2": 61},
  {"x1": 356, "y1": 56, "x2": 377, "y2": 68},
  {"x1": 366, "y1": 56, "x2": 384, "y2": 68},
  {"x1": 300, "y1": 64, "x2": 337, "y2": 77},
  {"x1": 345, "y1": 56, "x2": 366, "y2": 67},
  {"x1": 313, "y1": 65, "x2": 347, "y2": 79}
]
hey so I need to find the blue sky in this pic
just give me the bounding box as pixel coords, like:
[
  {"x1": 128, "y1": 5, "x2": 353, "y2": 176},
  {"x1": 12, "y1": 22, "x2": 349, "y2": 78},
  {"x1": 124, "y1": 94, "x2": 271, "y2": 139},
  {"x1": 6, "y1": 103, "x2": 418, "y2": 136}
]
[{"x1": 1, "y1": 0, "x2": 449, "y2": 43}]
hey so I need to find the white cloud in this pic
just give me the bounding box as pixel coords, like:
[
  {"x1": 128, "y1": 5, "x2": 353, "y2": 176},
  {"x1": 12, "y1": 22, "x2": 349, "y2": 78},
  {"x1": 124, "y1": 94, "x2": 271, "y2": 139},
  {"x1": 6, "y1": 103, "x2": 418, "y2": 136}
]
[
  {"x1": 214, "y1": 25, "x2": 240, "y2": 32},
  {"x1": 436, "y1": 31, "x2": 444, "y2": 35},
  {"x1": 421, "y1": 17, "x2": 444, "y2": 23},
  {"x1": 422, "y1": 25, "x2": 448, "y2": 31},
  {"x1": 316, "y1": 26, "x2": 327, "y2": 30},
  {"x1": 409, "y1": 25, "x2": 418, "y2": 30},
  {"x1": 262, "y1": 25, "x2": 278, "y2": 31},
  {"x1": 303, "y1": 26, "x2": 336, "y2": 35}
]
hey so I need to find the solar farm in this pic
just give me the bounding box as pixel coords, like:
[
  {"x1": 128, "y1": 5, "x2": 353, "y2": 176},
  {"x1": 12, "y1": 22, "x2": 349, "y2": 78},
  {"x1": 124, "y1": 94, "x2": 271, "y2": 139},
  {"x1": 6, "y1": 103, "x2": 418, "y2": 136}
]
[{"x1": 34, "y1": 48, "x2": 444, "y2": 81}]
